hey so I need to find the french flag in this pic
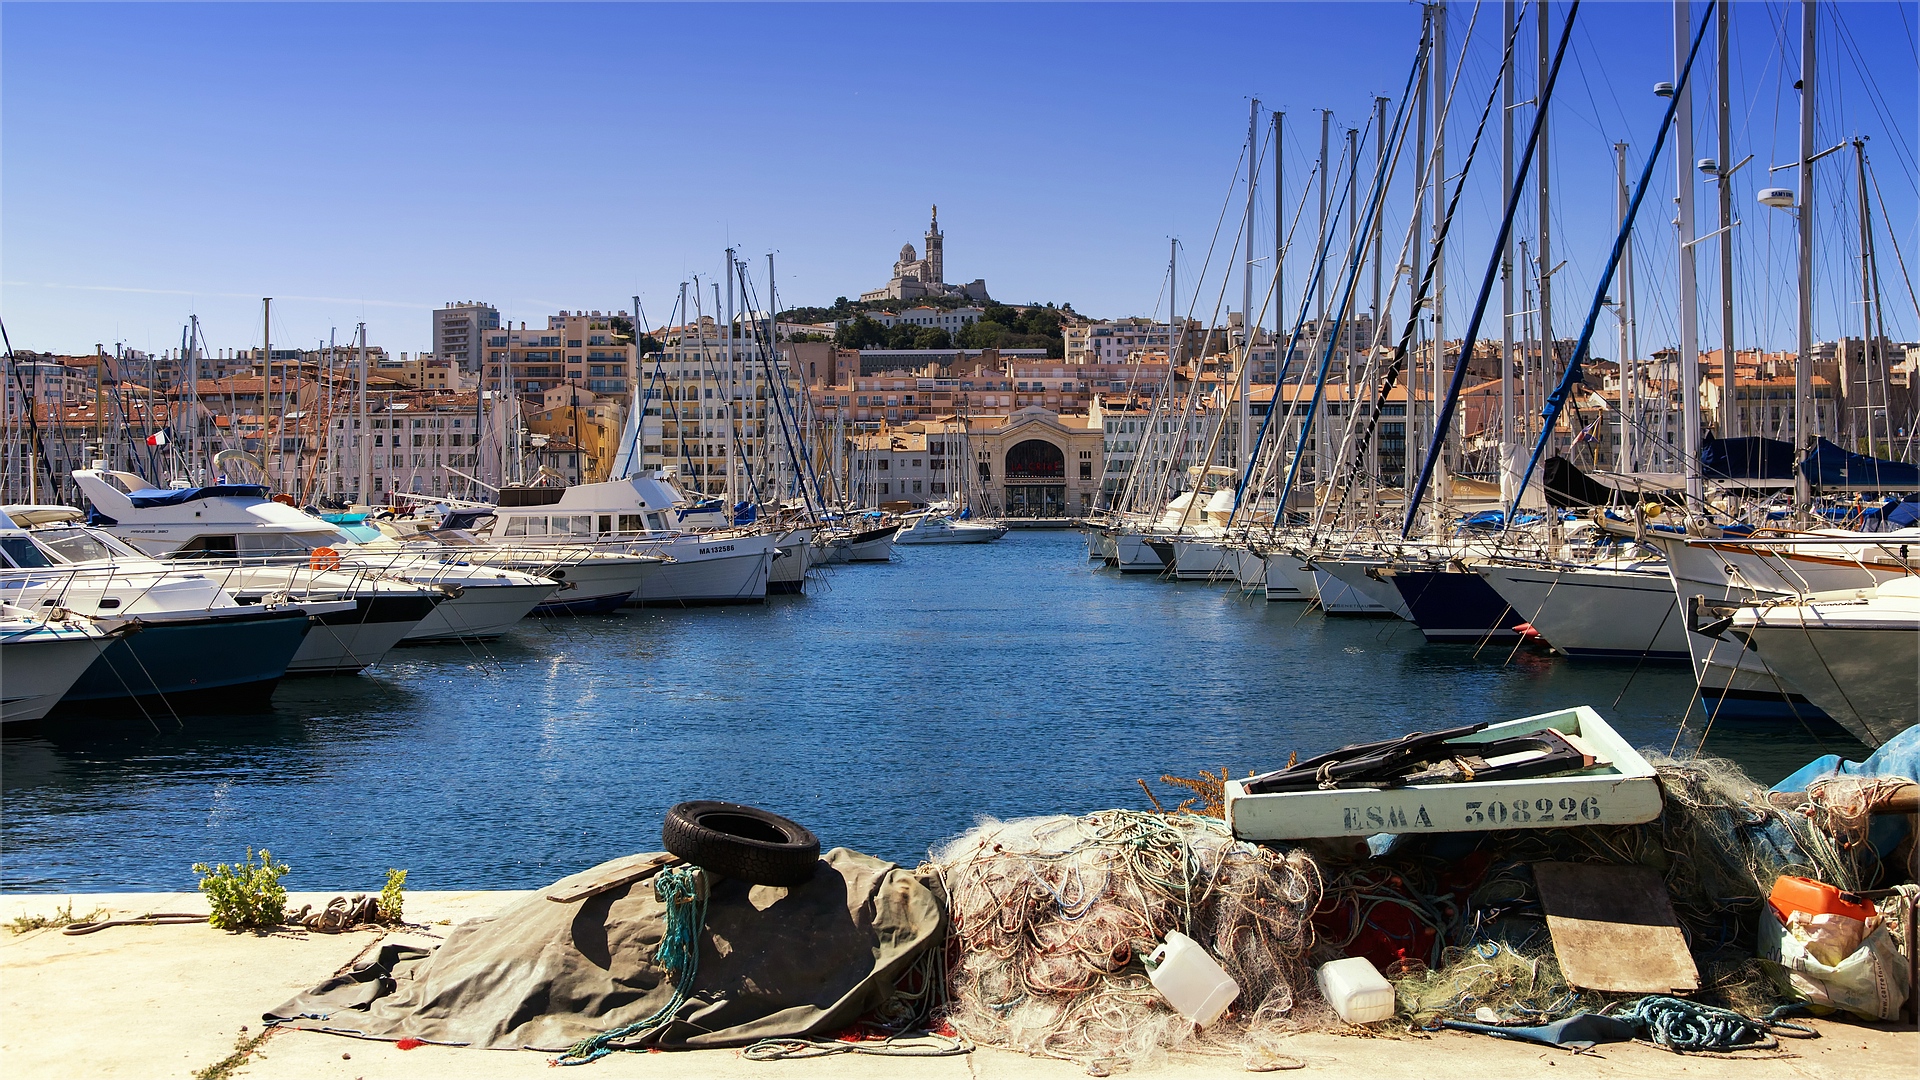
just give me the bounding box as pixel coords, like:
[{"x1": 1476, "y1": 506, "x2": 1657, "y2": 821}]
[{"x1": 146, "y1": 427, "x2": 171, "y2": 448}]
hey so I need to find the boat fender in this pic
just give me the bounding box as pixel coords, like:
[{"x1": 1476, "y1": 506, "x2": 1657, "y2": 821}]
[{"x1": 662, "y1": 800, "x2": 820, "y2": 887}]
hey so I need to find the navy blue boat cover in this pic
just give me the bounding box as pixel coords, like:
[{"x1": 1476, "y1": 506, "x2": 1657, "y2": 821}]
[
  {"x1": 126, "y1": 484, "x2": 270, "y2": 507},
  {"x1": 1697, "y1": 435, "x2": 1796, "y2": 480},
  {"x1": 1798, "y1": 439, "x2": 1920, "y2": 490}
]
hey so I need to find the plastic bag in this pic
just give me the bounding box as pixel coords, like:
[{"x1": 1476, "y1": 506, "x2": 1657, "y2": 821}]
[{"x1": 1759, "y1": 909, "x2": 1910, "y2": 1021}]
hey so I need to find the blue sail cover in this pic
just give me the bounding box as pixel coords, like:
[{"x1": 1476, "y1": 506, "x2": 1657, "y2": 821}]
[
  {"x1": 126, "y1": 484, "x2": 270, "y2": 508},
  {"x1": 1697, "y1": 435, "x2": 1796, "y2": 480},
  {"x1": 1799, "y1": 439, "x2": 1920, "y2": 490}
]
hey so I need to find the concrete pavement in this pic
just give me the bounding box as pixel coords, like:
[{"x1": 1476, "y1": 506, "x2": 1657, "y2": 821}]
[{"x1": 2, "y1": 891, "x2": 1912, "y2": 1079}]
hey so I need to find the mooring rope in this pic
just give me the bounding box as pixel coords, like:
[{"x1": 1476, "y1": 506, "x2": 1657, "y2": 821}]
[
  {"x1": 552, "y1": 865, "x2": 708, "y2": 1066},
  {"x1": 1606, "y1": 994, "x2": 1815, "y2": 1054}
]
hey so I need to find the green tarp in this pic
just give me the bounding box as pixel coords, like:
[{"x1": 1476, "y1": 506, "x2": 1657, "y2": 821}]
[{"x1": 266, "y1": 848, "x2": 946, "y2": 1052}]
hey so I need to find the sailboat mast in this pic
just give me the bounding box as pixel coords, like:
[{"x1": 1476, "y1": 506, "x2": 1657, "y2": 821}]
[
  {"x1": 356, "y1": 322, "x2": 368, "y2": 503},
  {"x1": 1431, "y1": 1, "x2": 1450, "y2": 518},
  {"x1": 1500, "y1": 0, "x2": 1516, "y2": 493},
  {"x1": 1853, "y1": 137, "x2": 1875, "y2": 454},
  {"x1": 1716, "y1": 0, "x2": 1738, "y2": 436},
  {"x1": 1240, "y1": 99, "x2": 1258, "y2": 471},
  {"x1": 1536, "y1": 0, "x2": 1555, "y2": 453},
  {"x1": 1410, "y1": 16, "x2": 1429, "y2": 489},
  {"x1": 1615, "y1": 143, "x2": 1637, "y2": 472},
  {"x1": 1794, "y1": 0, "x2": 1816, "y2": 503},
  {"x1": 1674, "y1": 0, "x2": 1704, "y2": 509}
]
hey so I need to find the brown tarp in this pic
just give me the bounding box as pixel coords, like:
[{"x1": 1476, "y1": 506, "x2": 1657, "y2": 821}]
[{"x1": 266, "y1": 848, "x2": 946, "y2": 1051}]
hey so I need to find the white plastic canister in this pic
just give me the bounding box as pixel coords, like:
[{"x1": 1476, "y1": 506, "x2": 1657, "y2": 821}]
[
  {"x1": 1314, "y1": 956, "x2": 1395, "y2": 1024},
  {"x1": 1145, "y1": 930, "x2": 1241, "y2": 1027}
]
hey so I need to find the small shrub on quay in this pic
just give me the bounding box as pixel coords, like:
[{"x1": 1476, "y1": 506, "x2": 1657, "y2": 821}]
[
  {"x1": 193, "y1": 848, "x2": 289, "y2": 930},
  {"x1": 379, "y1": 869, "x2": 407, "y2": 923}
]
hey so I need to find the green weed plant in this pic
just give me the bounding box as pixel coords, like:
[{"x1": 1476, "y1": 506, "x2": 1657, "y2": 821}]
[
  {"x1": 193, "y1": 848, "x2": 289, "y2": 931},
  {"x1": 379, "y1": 868, "x2": 407, "y2": 923}
]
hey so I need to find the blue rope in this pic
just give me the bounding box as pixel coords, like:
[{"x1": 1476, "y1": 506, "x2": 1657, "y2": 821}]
[
  {"x1": 1606, "y1": 995, "x2": 1813, "y2": 1054},
  {"x1": 554, "y1": 866, "x2": 707, "y2": 1066}
]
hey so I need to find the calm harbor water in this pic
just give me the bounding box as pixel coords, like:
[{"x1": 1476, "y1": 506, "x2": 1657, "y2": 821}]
[{"x1": 2, "y1": 531, "x2": 1865, "y2": 892}]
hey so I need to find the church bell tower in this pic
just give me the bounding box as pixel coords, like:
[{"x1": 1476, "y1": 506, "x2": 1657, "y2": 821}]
[{"x1": 923, "y1": 205, "x2": 943, "y2": 286}]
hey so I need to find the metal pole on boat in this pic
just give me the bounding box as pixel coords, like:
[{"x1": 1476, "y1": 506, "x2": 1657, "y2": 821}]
[
  {"x1": 1410, "y1": 13, "x2": 1428, "y2": 493},
  {"x1": 1500, "y1": 0, "x2": 1515, "y2": 503},
  {"x1": 1794, "y1": 0, "x2": 1815, "y2": 504},
  {"x1": 1853, "y1": 137, "x2": 1875, "y2": 454},
  {"x1": 1241, "y1": 99, "x2": 1258, "y2": 471},
  {"x1": 1536, "y1": 0, "x2": 1555, "y2": 460},
  {"x1": 1431, "y1": 1, "x2": 1449, "y2": 525},
  {"x1": 1716, "y1": 0, "x2": 1738, "y2": 437},
  {"x1": 725, "y1": 250, "x2": 736, "y2": 510},
  {"x1": 1318, "y1": 110, "x2": 1330, "y2": 331},
  {"x1": 1674, "y1": 0, "x2": 1705, "y2": 511},
  {"x1": 1615, "y1": 143, "x2": 1636, "y2": 473},
  {"x1": 356, "y1": 322, "x2": 368, "y2": 504}
]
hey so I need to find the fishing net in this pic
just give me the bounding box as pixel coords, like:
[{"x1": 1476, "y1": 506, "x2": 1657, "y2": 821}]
[
  {"x1": 931, "y1": 810, "x2": 1326, "y2": 1068},
  {"x1": 1320, "y1": 756, "x2": 1868, "y2": 1026}
]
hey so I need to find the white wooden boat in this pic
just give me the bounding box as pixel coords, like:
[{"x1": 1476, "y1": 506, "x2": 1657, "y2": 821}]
[{"x1": 1225, "y1": 705, "x2": 1664, "y2": 840}]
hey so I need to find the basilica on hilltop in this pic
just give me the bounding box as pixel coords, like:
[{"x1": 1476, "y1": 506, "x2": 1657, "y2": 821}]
[{"x1": 859, "y1": 206, "x2": 992, "y2": 304}]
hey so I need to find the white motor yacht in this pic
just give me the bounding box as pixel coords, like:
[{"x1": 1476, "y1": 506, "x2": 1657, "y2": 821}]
[
  {"x1": 895, "y1": 504, "x2": 1007, "y2": 545},
  {"x1": 0, "y1": 511, "x2": 308, "y2": 712},
  {"x1": 68, "y1": 470, "x2": 558, "y2": 640},
  {"x1": 0, "y1": 602, "x2": 117, "y2": 723},
  {"x1": 14, "y1": 510, "x2": 443, "y2": 675},
  {"x1": 1730, "y1": 575, "x2": 1920, "y2": 749},
  {"x1": 478, "y1": 474, "x2": 775, "y2": 604}
]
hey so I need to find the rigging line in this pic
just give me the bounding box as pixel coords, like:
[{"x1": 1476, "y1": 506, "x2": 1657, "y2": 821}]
[
  {"x1": 1827, "y1": 6, "x2": 1918, "y2": 183},
  {"x1": 1181, "y1": 139, "x2": 1252, "y2": 330},
  {"x1": 1332, "y1": 0, "x2": 1521, "y2": 521},
  {"x1": 1276, "y1": 49, "x2": 1424, "y2": 526},
  {"x1": 1865, "y1": 152, "x2": 1920, "y2": 333},
  {"x1": 1401, "y1": 0, "x2": 1574, "y2": 538}
]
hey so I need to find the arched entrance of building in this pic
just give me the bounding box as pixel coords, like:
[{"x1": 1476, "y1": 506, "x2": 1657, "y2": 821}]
[{"x1": 1003, "y1": 438, "x2": 1066, "y2": 517}]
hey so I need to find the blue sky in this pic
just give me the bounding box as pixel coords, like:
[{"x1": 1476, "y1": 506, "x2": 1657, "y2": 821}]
[{"x1": 3, "y1": 2, "x2": 1914, "y2": 360}]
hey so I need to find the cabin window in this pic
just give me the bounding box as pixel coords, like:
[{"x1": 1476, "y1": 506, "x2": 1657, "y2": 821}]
[
  {"x1": 647, "y1": 513, "x2": 668, "y2": 532},
  {"x1": 0, "y1": 536, "x2": 54, "y2": 568},
  {"x1": 617, "y1": 514, "x2": 644, "y2": 533},
  {"x1": 504, "y1": 518, "x2": 529, "y2": 537},
  {"x1": 598, "y1": 515, "x2": 612, "y2": 534},
  {"x1": 175, "y1": 535, "x2": 239, "y2": 559}
]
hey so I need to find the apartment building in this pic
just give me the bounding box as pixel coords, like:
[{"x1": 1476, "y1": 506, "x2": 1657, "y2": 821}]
[
  {"x1": 481, "y1": 311, "x2": 637, "y2": 398},
  {"x1": 434, "y1": 301, "x2": 502, "y2": 373}
]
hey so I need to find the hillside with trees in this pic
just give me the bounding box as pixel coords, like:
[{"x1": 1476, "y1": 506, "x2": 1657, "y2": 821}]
[{"x1": 788, "y1": 299, "x2": 1075, "y2": 359}]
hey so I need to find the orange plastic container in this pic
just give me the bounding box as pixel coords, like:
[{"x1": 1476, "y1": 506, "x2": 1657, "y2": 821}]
[{"x1": 1768, "y1": 875, "x2": 1877, "y2": 924}]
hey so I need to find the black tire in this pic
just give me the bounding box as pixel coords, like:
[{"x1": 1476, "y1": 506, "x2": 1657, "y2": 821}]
[{"x1": 662, "y1": 801, "x2": 820, "y2": 887}]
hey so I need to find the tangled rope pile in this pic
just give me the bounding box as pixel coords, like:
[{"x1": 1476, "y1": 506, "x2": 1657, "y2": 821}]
[
  {"x1": 1606, "y1": 995, "x2": 1813, "y2": 1054},
  {"x1": 932, "y1": 810, "x2": 1322, "y2": 1067},
  {"x1": 554, "y1": 866, "x2": 708, "y2": 1066}
]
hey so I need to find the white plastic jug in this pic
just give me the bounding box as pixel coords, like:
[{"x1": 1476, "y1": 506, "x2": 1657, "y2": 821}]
[
  {"x1": 1145, "y1": 930, "x2": 1240, "y2": 1027},
  {"x1": 1315, "y1": 956, "x2": 1395, "y2": 1024}
]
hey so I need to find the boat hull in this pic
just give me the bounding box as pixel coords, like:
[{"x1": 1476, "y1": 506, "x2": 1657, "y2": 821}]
[
  {"x1": 1172, "y1": 539, "x2": 1233, "y2": 581},
  {"x1": 1474, "y1": 564, "x2": 1688, "y2": 661},
  {"x1": 1, "y1": 630, "x2": 108, "y2": 723},
  {"x1": 402, "y1": 582, "x2": 556, "y2": 642},
  {"x1": 57, "y1": 609, "x2": 308, "y2": 713},
  {"x1": 285, "y1": 593, "x2": 440, "y2": 675},
  {"x1": 768, "y1": 529, "x2": 814, "y2": 594},
  {"x1": 1113, "y1": 531, "x2": 1167, "y2": 573},
  {"x1": 1389, "y1": 567, "x2": 1525, "y2": 644},
  {"x1": 1739, "y1": 622, "x2": 1918, "y2": 748},
  {"x1": 1314, "y1": 558, "x2": 1410, "y2": 619},
  {"x1": 1264, "y1": 552, "x2": 1316, "y2": 601},
  {"x1": 626, "y1": 541, "x2": 774, "y2": 606}
]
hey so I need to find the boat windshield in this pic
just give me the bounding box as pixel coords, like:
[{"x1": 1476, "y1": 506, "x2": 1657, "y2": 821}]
[
  {"x1": 31, "y1": 527, "x2": 142, "y2": 564},
  {"x1": 0, "y1": 535, "x2": 56, "y2": 569}
]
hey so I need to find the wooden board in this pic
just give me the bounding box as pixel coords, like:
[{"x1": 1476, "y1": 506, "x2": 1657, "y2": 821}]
[
  {"x1": 1533, "y1": 861, "x2": 1700, "y2": 994},
  {"x1": 546, "y1": 853, "x2": 680, "y2": 904}
]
